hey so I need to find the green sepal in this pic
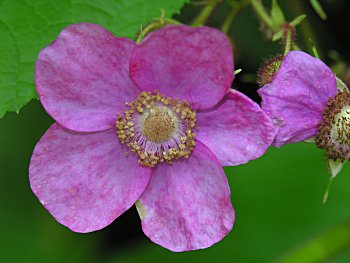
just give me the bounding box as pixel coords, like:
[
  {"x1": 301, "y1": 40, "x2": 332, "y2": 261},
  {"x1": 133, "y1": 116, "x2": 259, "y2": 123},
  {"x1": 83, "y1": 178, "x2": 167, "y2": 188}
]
[
  {"x1": 271, "y1": 0, "x2": 285, "y2": 31},
  {"x1": 310, "y1": 0, "x2": 327, "y2": 20},
  {"x1": 272, "y1": 14, "x2": 306, "y2": 41},
  {"x1": 323, "y1": 159, "x2": 346, "y2": 203},
  {"x1": 304, "y1": 137, "x2": 315, "y2": 143},
  {"x1": 336, "y1": 77, "x2": 349, "y2": 93}
]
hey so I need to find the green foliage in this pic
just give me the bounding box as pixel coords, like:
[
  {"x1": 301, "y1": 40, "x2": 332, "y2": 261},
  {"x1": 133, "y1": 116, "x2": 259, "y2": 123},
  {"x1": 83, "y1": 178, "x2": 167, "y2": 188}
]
[
  {"x1": 310, "y1": 0, "x2": 327, "y2": 20},
  {"x1": 0, "y1": 0, "x2": 188, "y2": 118},
  {"x1": 270, "y1": 0, "x2": 285, "y2": 31},
  {"x1": 272, "y1": 14, "x2": 306, "y2": 41}
]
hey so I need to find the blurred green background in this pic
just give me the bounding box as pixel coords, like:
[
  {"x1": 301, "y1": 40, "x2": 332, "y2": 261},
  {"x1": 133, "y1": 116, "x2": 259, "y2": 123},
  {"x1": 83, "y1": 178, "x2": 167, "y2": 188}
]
[{"x1": 1, "y1": 0, "x2": 350, "y2": 262}]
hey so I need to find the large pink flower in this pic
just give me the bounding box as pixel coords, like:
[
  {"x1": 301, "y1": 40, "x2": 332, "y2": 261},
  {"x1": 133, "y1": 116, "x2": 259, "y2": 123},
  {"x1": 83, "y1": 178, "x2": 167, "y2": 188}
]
[{"x1": 30, "y1": 23, "x2": 276, "y2": 252}]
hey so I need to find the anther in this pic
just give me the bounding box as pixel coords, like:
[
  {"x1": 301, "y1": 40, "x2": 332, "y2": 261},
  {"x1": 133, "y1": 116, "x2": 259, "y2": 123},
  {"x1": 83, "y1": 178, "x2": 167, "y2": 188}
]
[
  {"x1": 116, "y1": 91, "x2": 197, "y2": 167},
  {"x1": 315, "y1": 91, "x2": 350, "y2": 161}
]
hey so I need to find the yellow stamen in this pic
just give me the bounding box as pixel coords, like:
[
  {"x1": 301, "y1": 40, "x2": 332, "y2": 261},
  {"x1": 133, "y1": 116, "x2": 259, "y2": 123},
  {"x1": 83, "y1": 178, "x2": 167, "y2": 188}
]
[{"x1": 116, "y1": 91, "x2": 197, "y2": 167}]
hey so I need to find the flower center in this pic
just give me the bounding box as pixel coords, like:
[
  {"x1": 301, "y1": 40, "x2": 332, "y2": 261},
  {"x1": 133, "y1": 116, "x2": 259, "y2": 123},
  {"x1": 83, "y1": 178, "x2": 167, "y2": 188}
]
[
  {"x1": 142, "y1": 107, "x2": 177, "y2": 143},
  {"x1": 331, "y1": 106, "x2": 350, "y2": 145},
  {"x1": 116, "y1": 91, "x2": 197, "y2": 167},
  {"x1": 315, "y1": 91, "x2": 350, "y2": 161}
]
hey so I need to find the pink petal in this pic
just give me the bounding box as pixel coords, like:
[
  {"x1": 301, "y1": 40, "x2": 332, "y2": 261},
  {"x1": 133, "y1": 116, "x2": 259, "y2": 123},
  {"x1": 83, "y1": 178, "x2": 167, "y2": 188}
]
[
  {"x1": 136, "y1": 141, "x2": 234, "y2": 252},
  {"x1": 29, "y1": 123, "x2": 151, "y2": 233},
  {"x1": 36, "y1": 23, "x2": 139, "y2": 132},
  {"x1": 196, "y1": 90, "x2": 277, "y2": 166},
  {"x1": 129, "y1": 25, "x2": 234, "y2": 110},
  {"x1": 258, "y1": 51, "x2": 337, "y2": 147}
]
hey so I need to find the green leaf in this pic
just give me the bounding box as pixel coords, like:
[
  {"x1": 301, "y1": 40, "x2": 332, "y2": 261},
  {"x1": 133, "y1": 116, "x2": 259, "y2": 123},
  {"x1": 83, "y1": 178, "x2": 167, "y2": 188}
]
[
  {"x1": 310, "y1": 40, "x2": 320, "y2": 59},
  {"x1": 310, "y1": 0, "x2": 327, "y2": 20},
  {"x1": 270, "y1": 0, "x2": 285, "y2": 31},
  {"x1": 0, "y1": 0, "x2": 188, "y2": 118},
  {"x1": 290, "y1": 14, "x2": 307, "y2": 27}
]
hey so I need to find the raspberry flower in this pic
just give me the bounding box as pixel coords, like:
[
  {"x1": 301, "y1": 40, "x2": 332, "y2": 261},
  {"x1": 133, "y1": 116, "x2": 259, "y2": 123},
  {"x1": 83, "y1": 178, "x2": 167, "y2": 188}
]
[
  {"x1": 30, "y1": 23, "x2": 276, "y2": 251},
  {"x1": 258, "y1": 51, "x2": 349, "y2": 199}
]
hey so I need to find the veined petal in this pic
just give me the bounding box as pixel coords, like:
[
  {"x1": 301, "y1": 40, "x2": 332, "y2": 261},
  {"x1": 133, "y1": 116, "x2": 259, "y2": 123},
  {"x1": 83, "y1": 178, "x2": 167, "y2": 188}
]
[
  {"x1": 130, "y1": 25, "x2": 234, "y2": 110},
  {"x1": 136, "y1": 141, "x2": 234, "y2": 252},
  {"x1": 29, "y1": 124, "x2": 151, "y2": 233},
  {"x1": 36, "y1": 23, "x2": 138, "y2": 132},
  {"x1": 196, "y1": 90, "x2": 277, "y2": 166}
]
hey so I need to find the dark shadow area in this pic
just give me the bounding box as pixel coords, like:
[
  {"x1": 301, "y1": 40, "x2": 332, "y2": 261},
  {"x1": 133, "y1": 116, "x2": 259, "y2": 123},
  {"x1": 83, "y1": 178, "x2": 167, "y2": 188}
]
[{"x1": 93, "y1": 206, "x2": 145, "y2": 260}]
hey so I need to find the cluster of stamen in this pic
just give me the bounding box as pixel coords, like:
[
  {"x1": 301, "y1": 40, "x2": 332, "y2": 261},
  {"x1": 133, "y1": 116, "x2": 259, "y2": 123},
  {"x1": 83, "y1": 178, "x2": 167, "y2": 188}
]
[
  {"x1": 116, "y1": 91, "x2": 197, "y2": 167},
  {"x1": 315, "y1": 91, "x2": 350, "y2": 161}
]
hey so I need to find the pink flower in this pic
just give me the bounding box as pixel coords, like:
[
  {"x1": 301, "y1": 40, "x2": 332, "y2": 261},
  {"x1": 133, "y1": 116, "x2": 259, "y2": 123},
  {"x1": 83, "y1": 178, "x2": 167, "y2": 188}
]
[
  {"x1": 258, "y1": 51, "x2": 350, "y2": 201},
  {"x1": 30, "y1": 23, "x2": 276, "y2": 252},
  {"x1": 258, "y1": 51, "x2": 339, "y2": 148}
]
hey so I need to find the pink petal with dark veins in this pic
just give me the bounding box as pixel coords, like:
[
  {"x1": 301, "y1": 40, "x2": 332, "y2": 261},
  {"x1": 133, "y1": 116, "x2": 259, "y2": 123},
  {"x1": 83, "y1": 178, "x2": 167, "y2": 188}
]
[
  {"x1": 29, "y1": 123, "x2": 151, "y2": 233},
  {"x1": 130, "y1": 25, "x2": 234, "y2": 110},
  {"x1": 36, "y1": 23, "x2": 139, "y2": 132},
  {"x1": 136, "y1": 141, "x2": 234, "y2": 252},
  {"x1": 197, "y1": 90, "x2": 277, "y2": 166}
]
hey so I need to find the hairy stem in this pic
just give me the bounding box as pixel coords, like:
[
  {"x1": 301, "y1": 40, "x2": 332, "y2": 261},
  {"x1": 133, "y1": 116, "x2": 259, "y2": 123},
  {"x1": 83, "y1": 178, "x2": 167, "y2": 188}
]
[
  {"x1": 287, "y1": 0, "x2": 318, "y2": 55},
  {"x1": 135, "y1": 18, "x2": 181, "y2": 44},
  {"x1": 282, "y1": 24, "x2": 295, "y2": 55}
]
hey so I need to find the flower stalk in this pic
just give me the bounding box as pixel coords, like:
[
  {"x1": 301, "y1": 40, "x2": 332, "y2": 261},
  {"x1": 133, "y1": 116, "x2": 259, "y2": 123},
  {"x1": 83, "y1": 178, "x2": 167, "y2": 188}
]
[
  {"x1": 136, "y1": 17, "x2": 181, "y2": 44},
  {"x1": 192, "y1": 0, "x2": 222, "y2": 27},
  {"x1": 250, "y1": 0, "x2": 305, "y2": 53},
  {"x1": 250, "y1": 0, "x2": 274, "y2": 29},
  {"x1": 282, "y1": 24, "x2": 295, "y2": 56}
]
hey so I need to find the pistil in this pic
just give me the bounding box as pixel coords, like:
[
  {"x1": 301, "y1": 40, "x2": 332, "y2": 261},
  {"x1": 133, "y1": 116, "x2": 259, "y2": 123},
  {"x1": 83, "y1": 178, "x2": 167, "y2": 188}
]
[{"x1": 143, "y1": 107, "x2": 177, "y2": 143}]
